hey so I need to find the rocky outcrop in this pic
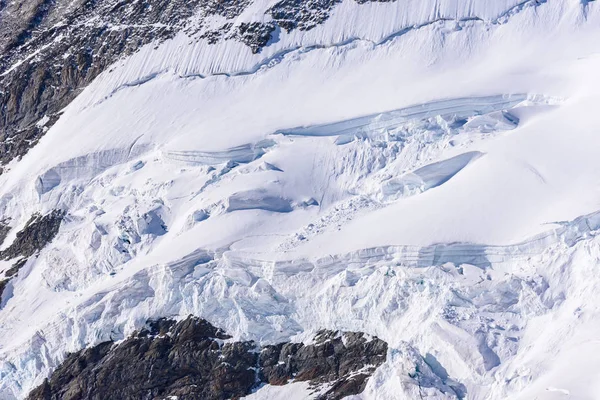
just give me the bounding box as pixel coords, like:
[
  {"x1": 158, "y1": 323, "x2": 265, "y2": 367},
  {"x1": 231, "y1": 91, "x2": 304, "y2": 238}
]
[
  {"x1": 0, "y1": 279, "x2": 8, "y2": 304},
  {"x1": 268, "y1": 0, "x2": 395, "y2": 33},
  {"x1": 0, "y1": 219, "x2": 10, "y2": 247},
  {"x1": 260, "y1": 329, "x2": 388, "y2": 399},
  {"x1": 0, "y1": 0, "x2": 248, "y2": 165},
  {"x1": 27, "y1": 316, "x2": 388, "y2": 400},
  {"x1": 0, "y1": 210, "x2": 64, "y2": 301},
  {"x1": 237, "y1": 22, "x2": 278, "y2": 54},
  {"x1": 0, "y1": 209, "x2": 64, "y2": 261},
  {"x1": 0, "y1": 0, "x2": 400, "y2": 166},
  {"x1": 268, "y1": 0, "x2": 342, "y2": 32}
]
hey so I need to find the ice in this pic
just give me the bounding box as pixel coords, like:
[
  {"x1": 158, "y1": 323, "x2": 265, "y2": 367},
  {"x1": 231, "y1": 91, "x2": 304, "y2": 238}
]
[
  {"x1": 226, "y1": 190, "x2": 294, "y2": 213},
  {"x1": 136, "y1": 209, "x2": 167, "y2": 236},
  {"x1": 35, "y1": 147, "x2": 147, "y2": 195},
  {"x1": 191, "y1": 209, "x2": 210, "y2": 222},
  {"x1": 381, "y1": 151, "x2": 484, "y2": 198},
  {"x1": 2, "y1": 0, "x2": 600, "y2": 399},
  {"x1": 34, "y1": 169, "x2": 61, "y2": 195},
  {"x1": 257, "y1": 162, "x2": 283, "y2": 172},
  {"x1": 276, "y1": 94, "x2": 532, "y2": 138},
  {"x1": 162, "y1": 140, "x2": 275, "y2": 166},
  {"x1": 463, "y1": 111, "x2": 519, "y2": 133},
  {"x1": 130, "y1": 160, "x2": 145, "y2": 171}
]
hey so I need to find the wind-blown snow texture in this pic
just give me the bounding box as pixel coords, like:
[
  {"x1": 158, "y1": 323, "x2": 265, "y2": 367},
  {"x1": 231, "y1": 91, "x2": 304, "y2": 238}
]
[{"x1": 2, "y1": 0, "x2": 600, "y2": 399}]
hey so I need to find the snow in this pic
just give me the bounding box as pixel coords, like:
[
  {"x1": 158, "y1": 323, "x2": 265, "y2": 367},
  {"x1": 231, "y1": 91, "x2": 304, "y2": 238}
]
[
  {"x1": 226, "y1": 190, "x2": 294, "y2": 213},
  {"x1": 2, "y1": 0, "x2": 600, "y2": 399},
  {"x1": 380, "y1": 150, "x2": 484, "y2": 198},
  {"x1": 243, "y1": 382, "x2": 313, "y2": 400}
]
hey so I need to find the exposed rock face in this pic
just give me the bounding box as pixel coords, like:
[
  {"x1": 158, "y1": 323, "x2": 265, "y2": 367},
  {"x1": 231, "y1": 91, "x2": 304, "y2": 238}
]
[
  {"x1": 237, "y1": 22, "x2": 278, "y2": 54},
  {"x1": 0, "y1": 279, "x2": 8, "y2": 304},
  {"x1": 0, "y1": 219, "x2": 10, "y2": 247},
  {"x1": 27, "y1": 316, "x2": 388, "y2": 400},
  {"x1": 260, "y1": 329, "x2": 389, "y2": 399},
  {"x1": 267, "y1": 0, "x2": 394, "y2": 33},
  {"x1": 0, "y1": 210, "x2": 64, "y2": 301},
  {"x1": 0, "y1": 0, "x2": 247, "y2": 165},
  {"x1": 200, "y1": 23, "x2": 235, "y2": 45},
  {"x1": 0, "y1": 209, "x2": 64, "y2": 260},
  {"x1": 268, "y1": 0, "x2": 342, "y2": 32},
  {"x1": 0, "y1": 0, "x2": 399, "y2": 166}
]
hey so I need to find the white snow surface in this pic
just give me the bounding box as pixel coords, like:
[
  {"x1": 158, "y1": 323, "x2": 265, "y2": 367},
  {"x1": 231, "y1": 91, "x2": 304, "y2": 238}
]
[{"x1": 2, "y1": 0, "x2": 600, "y2": 399}]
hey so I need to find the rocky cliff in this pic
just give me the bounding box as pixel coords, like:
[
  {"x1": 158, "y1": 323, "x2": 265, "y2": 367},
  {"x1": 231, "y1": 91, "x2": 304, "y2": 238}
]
[{"x1": 28, "y1": 316, "x2": 388, "y2": 400}]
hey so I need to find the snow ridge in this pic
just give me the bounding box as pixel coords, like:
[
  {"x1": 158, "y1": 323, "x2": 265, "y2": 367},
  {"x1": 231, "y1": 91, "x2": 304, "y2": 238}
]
[{"x1": 99, "y1": 0, "x2": 551, "y2": 102}]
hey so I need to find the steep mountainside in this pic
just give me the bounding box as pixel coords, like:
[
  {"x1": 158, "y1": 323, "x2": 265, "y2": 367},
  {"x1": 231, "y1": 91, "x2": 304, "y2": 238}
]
[{"x1": 1, "y1": 0, "x2": 600, "y2": 399}]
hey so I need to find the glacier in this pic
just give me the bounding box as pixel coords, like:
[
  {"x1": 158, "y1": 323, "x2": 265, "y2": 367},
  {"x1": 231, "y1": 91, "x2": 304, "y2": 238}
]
[{"x1": 2, "y1": 0, "x2": 600, "y2": 399}]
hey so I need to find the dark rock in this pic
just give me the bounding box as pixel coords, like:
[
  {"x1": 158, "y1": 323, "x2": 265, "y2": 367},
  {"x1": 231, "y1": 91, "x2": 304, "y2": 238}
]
[
  {"x1": 236, "y1": 22, "x2": 277, "y2": 54},
  {"x1": 267, "y1": 0, "x2": 397, "y2": 33},
  {"x1": 27, "y1": 316, "x2": 388, "y2": 400},
  {"x1": 318, "y1": 373, "x2": 372, "y2": 400},
  {"x1": 0, "y1": 209, "x2": 64, "y2": 261},
  {"x1": 260, "y1": 329, "x2": 387, "y2": 399},
  {"x1": 0, "y1": 219, "x2": 11, "y2": 246},
  {"x1": 268, "y1": 0, "x2": 342, "y2": 32},
  {"x1": 202, "y1": 0, "x2": 253, "y2": 19},
  {"x1": 5, "y1": 257, "x2": 28, "y2": 278},
  {"x1": 0, "y1": 0, "x2": 402, "y2": 165},
  {"x1": 0, "y1": 0, "x2": 242, "y2": 165},
  {"x1": 27, "y1": 316, "x2": 258, "y2": 400},
  {"x1": 0, "y1": 279, "x2": 8, "y2": 301},
  {"x1": 200, "y1": 23, "x2": 234, "y2": 44},
  {"x1": 0, "y1": 210, "x2": 63, "y2": 304},
  {"x1": 354, "y1": 0, "x2": 396, "y2": 3}
]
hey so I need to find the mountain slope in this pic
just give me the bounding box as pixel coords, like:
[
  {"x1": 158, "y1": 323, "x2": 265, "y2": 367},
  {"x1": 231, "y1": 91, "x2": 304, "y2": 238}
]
[{"x1": 1, "y1": 0, "x2": 600, "y2": 399}]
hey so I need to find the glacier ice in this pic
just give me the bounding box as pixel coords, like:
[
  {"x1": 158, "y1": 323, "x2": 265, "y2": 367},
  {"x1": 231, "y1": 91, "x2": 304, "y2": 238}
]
[{"x1": 1, "y1": 0, "x2": 600, "y2": 399}]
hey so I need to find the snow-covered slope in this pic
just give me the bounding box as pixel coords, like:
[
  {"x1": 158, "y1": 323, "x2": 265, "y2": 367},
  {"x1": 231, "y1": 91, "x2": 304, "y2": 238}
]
[{"x1": 2, "y1": 0, "x2": 600, "y2": 399}]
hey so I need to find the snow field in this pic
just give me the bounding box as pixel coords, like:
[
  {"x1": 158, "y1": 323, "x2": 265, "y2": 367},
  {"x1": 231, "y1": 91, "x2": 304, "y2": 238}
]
[{"x1": 2, "y1": 0, "x2": 600, "y2": 399}]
